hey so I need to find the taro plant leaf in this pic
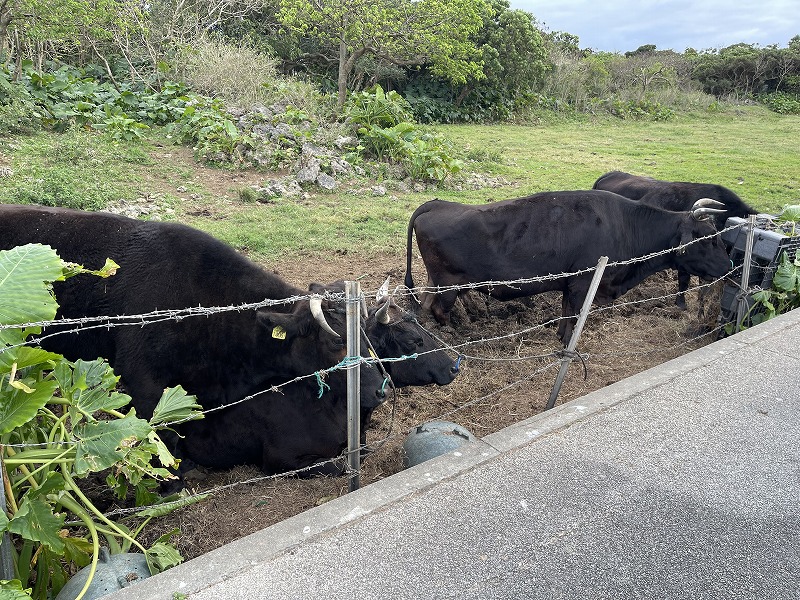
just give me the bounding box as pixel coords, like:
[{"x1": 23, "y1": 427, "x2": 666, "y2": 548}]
[
  {"x1": 0, "y1": 244, "x2": 64, "y2": 327},
  {"x1": 778, "y1": 205, "x2": 800, "y2": 221},
  {"x1": 0, "y1": 345, "x2": 61, "y2": 372},
  {"x1": 7, "y1": 497, "x2": 66, "y2": 554},
  {"x1": 772, "y1": 252, "x2": 800, "y2": 293},
  {"x1": 149, "y1": 385, "x2": 204, "y2": 427},
  {"x1": 0, "y1": 244, "x2": 64, "y2": 346},
  {"x1": 144, "y1": 532, "x2": 184, "y2": 574},
  {"x1": 73, "y1": 413, "x2": 153, "y2": 475},
  {"x1": 0, "y1": 579, "x2": 33, "y2": 599},
  {"x1": 62, "y1": 535, "x2": 93, "y2": 568},
  {"x1": 0, "y1": 379, "x2": 59, "y2": 435}
]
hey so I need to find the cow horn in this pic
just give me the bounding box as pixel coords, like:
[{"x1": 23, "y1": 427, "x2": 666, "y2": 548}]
[
  {"x1": 310, "y1": 294, "x2": 340, "y2": 338},
  {"x1": 691, "y1": 198, "x2": 728, "y2": 220},
  {"x1": 376, "y1": 276, "x2": 390, "y2": 302},
  {"x1": 375, "y1": 297, "x2": 391, "y2": 325},
  {"x1": 360, "y1": 296, "x2": 368, "y2": 319}
]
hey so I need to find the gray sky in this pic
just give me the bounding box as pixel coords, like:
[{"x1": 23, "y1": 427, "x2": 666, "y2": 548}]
[{"x1": 509, "y1": 0, "x2": 799, "y2": 53}]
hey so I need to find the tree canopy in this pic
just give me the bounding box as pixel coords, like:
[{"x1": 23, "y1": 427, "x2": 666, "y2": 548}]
[{"x1": 277, "y1": 0, "x2": 492, "y2": 106}]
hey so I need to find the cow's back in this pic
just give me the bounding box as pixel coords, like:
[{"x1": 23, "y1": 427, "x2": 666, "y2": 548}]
[{"x1": 0, "y1": 203, "x2": 297, "y2": 364}]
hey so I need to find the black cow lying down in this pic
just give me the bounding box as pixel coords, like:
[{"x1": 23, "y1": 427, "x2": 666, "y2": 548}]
[
  {"x1": 177, "y1": 279, "x2": 461, "y2": 477},
  {"x1": 593, "y1": 171, "x2": 756, "y2": 308},
  {"x1": 0, "y1": 204, "x2": 392, "y2": 478},
  {"x1": 404, "y1": 191, "x2": 732, "y2": 343}
]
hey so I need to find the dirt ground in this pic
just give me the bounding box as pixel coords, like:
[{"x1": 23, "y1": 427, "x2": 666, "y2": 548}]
[{"x1": 129, "y1": 249, "x2": 724, "y2": 561}]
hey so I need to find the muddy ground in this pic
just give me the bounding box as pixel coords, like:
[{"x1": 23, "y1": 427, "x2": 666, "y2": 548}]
[{"x1": 123, "y1": 250, "x2": 725, "y2": 561}]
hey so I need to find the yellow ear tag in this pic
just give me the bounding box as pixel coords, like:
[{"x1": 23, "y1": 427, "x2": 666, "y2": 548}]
[
  {"x1": 272, "y1": 326, "x2": 287, "y2": 340},
  {"x1": 369, "y1": 348, "x2": 378, "y2": 359}
]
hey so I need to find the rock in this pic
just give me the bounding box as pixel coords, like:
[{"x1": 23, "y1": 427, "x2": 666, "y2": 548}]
[{"x1": 316, "y1": 173, "x2": 337, "y2": 190}]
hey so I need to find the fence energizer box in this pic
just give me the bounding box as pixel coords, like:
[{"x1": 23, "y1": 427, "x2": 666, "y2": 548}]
[{"x1": 719, "y1": 214, "x2": 800, "y2": 329}]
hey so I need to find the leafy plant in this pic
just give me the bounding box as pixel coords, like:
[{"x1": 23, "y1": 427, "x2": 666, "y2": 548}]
[
  {"x1": 344, "y1": 85, "x2": 414, "y2": 129},
  {"x1": 166, "y1": 95, "x2": 248, "y2": 163},
  {"x1": 0, "y1": 244, "x2": 206, "y2": 600},
  {"x1": 735, "y1": 250, "x2": 800, "y2": 329}
]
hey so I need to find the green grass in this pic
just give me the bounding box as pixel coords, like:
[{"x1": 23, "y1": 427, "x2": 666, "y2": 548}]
[
  {"x1": 437, "y1": 106, "x2": 800, "y2": 214},
  {"x1": 2, "y1": 106, "x2": 799, "y2": 261}
]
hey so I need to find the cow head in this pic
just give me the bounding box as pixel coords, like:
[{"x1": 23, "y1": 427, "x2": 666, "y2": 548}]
[
  {"x1": 674, "y1": 203, "x2": 731, "y2": 280},
  {"x1": 367, "y1": 278, "x2": 460, "y2": 387},
  {"x1": 256, "y1": 284, "x2": 388, "y2": 408}
]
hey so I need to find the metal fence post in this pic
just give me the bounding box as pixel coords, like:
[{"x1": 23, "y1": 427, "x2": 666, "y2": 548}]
[
  {"x1": 735, "y1": 214, "x2": 757, "y2": 332},
  {"x1": 546, "y1": 256, "x2": 609, "y2": 410},
  {"x1": 345, "y1": 281, "x2": 361, "y2": 492}
]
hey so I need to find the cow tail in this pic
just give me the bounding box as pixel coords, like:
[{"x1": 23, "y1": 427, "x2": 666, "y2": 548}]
[
  {"x1": 404, "y1": 202, "x2": 435, "y2": 307},
  {"x1": 404, "y1": 208, "x2": 419, "y2": 293}
]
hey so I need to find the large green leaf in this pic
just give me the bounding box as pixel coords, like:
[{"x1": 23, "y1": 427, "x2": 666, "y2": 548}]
[
  {"x1": 0, "y1": 579, "x2": 33, "y2": 600},
  {"x1": 72, "y1": 413, "x2": 152, "y2": 475},
  {"x1": 772, "y1": 251, "x2": 800, "y2": 293},
  {"x1": 0, "y1": 379, "x2": 59, "y2": 435},
  {"x1": 7, "y1": 497, "x2": 66, "y2": 554},
  {"x1": 149, "y1": 386, "x2": 204, "y2": 427},
  {"x1": 144, "y1": 533, "x2": 183, "y2": 574},
  {"x1": 0, "y1": 345, "x2": 62, "y2": 372},
  {"x1": 0, "y1": 245, "x2": 64, "y2": 327}
]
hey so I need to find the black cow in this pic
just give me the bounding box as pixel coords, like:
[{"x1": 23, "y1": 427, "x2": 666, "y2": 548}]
[
  {"x1": 164, "y1": 277, "x2": 461, "y2": 479},
  {"x1": 319, "y1": 279, "x2": 461, "y2": 388},
  {"x1": 0, "y1": 204, "x2": 388, "y2": 476},
  {"x1": 592, "y1": 171, "x2": 756, "y2": 307},
  {"x1": 404, "y1": 191, "x2": 731, "y2": 343}
]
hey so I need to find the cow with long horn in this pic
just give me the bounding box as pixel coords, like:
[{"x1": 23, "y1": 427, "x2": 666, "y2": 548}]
[
  {"x1": 593, "y1": 171, "x2": 756, "y2": 308},
  {"x1": 405, "y1": 190, "x2": 732, "y2": 343},
  {"x1": 0, "y1": 204, "x2": 390, "y2": 480}
]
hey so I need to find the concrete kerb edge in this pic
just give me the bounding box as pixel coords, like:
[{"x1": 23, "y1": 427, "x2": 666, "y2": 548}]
[
  {"x1": 108, "y1": 309, "x2": 800, "y2": 599},
  {"x1": 109, "y1": 439, "x2": 501, "y2": 599}
]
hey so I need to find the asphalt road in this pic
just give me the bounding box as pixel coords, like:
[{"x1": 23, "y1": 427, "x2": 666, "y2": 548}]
[{"x1": 109, "y1": 308, "x2": 800, "y2": 600}]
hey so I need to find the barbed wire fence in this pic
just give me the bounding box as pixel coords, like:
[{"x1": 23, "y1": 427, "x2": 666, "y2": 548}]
[{"x1": 4, "y1": 219, "x2": 793, "y2": 523}]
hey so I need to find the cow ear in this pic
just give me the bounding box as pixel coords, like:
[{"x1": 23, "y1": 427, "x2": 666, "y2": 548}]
[
  {"x1": 677, "y1": 219, "x2": 694, "y2": 254},
  {"x1": 257, "y1": 310, "x2": 307, "y2": 341}
]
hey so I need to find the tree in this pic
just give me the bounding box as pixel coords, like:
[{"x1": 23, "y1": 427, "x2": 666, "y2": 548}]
[
  {"x1": 478, "y1": 0, "x2": 548, "y2": 97},
  {"x1": 277, "y1": 0, "x2": 492, "y2": 107}
]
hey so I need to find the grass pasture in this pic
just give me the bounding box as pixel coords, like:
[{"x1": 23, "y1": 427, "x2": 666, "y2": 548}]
[{"x1": 1, "y1": 106, "x2": 798, "y2": 261}]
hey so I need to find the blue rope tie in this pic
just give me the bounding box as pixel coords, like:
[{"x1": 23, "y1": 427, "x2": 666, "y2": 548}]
[
  {"x1": 315, "y1": 372, "x2": 331, "y2": 398},
  {"x1": 316, "y1": 356, "x2": 365, "y2": 397}
]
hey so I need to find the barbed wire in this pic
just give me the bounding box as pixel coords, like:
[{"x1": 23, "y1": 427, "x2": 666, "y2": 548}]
[
  {"x1": 0, "y1": 223, "x2": 741, "y2": 338},
  {"x1": 4, "y1": 220, "x2": 771, "y2": 523}
]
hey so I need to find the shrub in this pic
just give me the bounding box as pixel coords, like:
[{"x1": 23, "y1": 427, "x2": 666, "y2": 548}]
[
  {"x1": 0, "y1": 67, "x2": 41, "y2": 135},
  {"x1": 172, "y1": 37, "x2": 330, "y2": 118},
  {"x1": 760, "y1": 92, "x2": 800, "y2": 115},
  {"x1": 344, "y1": 85, "x2": 414, "y2": 129}
]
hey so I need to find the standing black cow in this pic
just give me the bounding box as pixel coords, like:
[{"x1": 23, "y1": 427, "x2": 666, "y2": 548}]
[
  {"x1": 404, "y1": 191, "x2": 731, "y2": 343},
  {"x1": 593, "y1": 171, "x2": 756, "y2": 308},
  {"x1": 0, "y1": 204, "x2": 390, "y2": 476}
]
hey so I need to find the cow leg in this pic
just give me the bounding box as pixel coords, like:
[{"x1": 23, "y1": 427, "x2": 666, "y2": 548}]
[
  {"x1": 675, "y1": 269, "x2": 690, "y2": 310},
  {"x1": 419, "y1": 276, "x2": 458, "y2": 325},
  {"x1": 558, "y1": 291, "x2": 578, "y2": 345}
]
